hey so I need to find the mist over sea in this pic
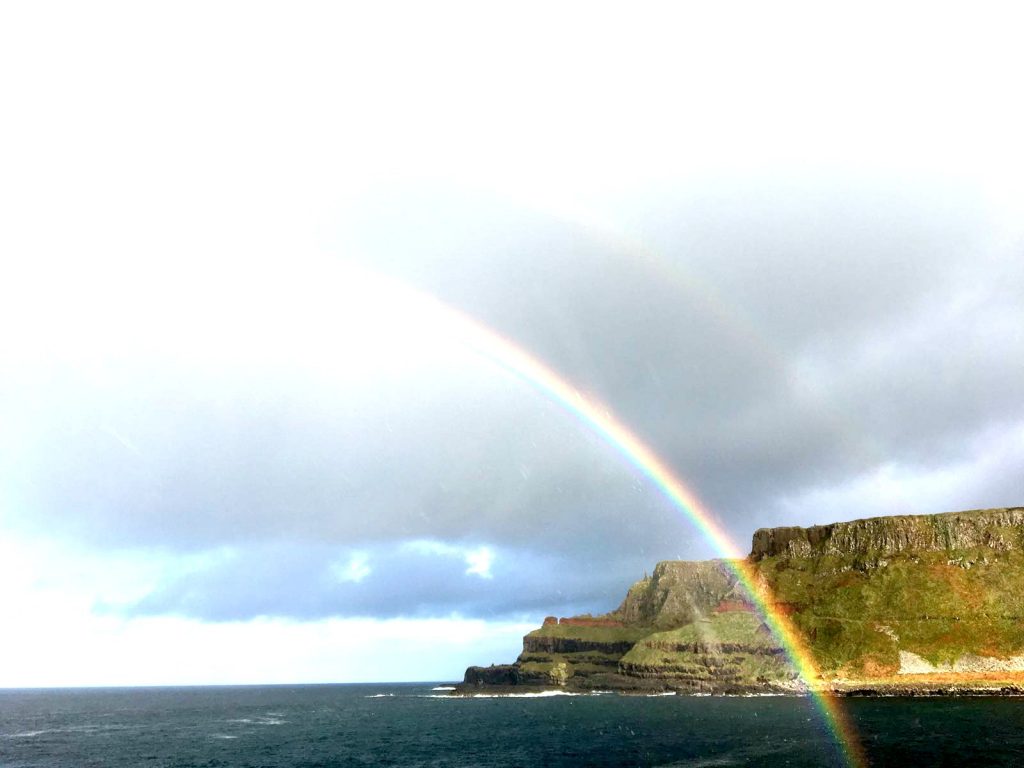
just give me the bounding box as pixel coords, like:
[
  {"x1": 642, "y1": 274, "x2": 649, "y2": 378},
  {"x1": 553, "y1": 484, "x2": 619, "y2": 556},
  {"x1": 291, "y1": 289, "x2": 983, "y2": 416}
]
[{"x1": 2, "y1": 684, "x2": 1023, "y2": 766}]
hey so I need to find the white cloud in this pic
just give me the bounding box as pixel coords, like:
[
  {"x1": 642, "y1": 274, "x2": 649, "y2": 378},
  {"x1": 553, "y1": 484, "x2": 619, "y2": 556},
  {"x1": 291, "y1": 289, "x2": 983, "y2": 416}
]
[
  {"x1": 0, "y1": 610, "x2": 533, "y2": 688},
  {"x1": 401, "y1": 540, "x2": 496, "y2": 580},
  {"x1": 776, "y1": 421, "x2": 1024, "y2": 527},
  {"x1": 0, "y1": 532, "x2": 530, "y2": 686},
  {"x1": 464, "y1": 547, "x2": 495, "y2": 580},
  {"x1": 332, "y1": 553, "x2": 372, "y2": 584}
]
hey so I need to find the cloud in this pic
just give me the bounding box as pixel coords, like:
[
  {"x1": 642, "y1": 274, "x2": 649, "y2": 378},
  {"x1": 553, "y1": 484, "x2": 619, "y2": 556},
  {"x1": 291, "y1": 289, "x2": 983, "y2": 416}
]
[
  {"x1": 774, "y1": 421, "x2": 1024, "y2": 528},
  {"x1": 464, "y1": 547, "x2": 494, "y2": 579},
  {"x1": 2, "y1": 3, "x2": 1024, "y2": 635},
  {"x1": 342, "y1": 178, "x2": 1024, "y2": 515},
  {"x1": 401, "y1": 541, "x2": 495, "y2": 579},
  {"x1": 0, "y1": 537, "x2": 533, "y2": 686},
  {"x1": 116, "y1": 540, "x2": 637, "y2": 622},
  {"x1": 2, "y1": 176, "x2": 1023, "y2": 624},
  {"x1": 332, "y1": 553, "x2": 371, "y2": 584}
]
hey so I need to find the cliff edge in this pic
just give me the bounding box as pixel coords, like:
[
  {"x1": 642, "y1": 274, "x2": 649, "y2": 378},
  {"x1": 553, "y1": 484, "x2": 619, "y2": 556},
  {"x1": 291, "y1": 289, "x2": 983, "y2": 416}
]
[{"x1": 460, "y1": 506, "x2": 1024, "y2": 695}]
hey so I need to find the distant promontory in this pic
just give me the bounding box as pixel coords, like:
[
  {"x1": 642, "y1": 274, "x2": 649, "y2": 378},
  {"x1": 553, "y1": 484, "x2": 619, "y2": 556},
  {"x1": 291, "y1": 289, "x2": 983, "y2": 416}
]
[{"x1": 460, "y1": 506, "x2": 1024, "y2": 696}]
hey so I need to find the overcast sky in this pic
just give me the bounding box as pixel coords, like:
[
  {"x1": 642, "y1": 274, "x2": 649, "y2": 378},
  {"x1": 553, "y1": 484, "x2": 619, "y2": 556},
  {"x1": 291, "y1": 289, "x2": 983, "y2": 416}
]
[{"x1": 2, "y1": 1, "x2": 1023, "y2": 686}]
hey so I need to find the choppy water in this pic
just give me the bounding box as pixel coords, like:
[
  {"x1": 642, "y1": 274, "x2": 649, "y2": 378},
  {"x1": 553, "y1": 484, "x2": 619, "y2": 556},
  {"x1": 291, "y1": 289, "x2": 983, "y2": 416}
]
[{"x1": 2, "y1": 684, "x2": 1024, "y2": 766}]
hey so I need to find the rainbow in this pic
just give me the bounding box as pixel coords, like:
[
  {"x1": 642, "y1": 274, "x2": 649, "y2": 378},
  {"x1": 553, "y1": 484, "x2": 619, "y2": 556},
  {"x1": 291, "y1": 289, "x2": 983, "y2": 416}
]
[
  {"x1": 378, "y1": 276, "x2": 868, "y2": 768},
  {"x1": 343, "y1": 262, "x2": 865, "y2": 765}
]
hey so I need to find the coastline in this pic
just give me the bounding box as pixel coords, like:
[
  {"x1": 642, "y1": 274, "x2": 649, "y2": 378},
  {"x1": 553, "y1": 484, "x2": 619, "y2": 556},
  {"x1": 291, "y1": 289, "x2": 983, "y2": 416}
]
[
  {"x1": 826, "y1": 672, "x2": 1024, "y2": 697},
  {"x1": 455, "y1": 672, "x2": 1024, "y2": 698}
]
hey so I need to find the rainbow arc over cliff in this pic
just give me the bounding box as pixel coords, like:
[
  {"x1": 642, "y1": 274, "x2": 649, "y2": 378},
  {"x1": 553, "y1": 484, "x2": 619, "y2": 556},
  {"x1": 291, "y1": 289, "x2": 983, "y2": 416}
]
[{"x1": 354, "y1": 264, "x2": 866, "y2": 768}]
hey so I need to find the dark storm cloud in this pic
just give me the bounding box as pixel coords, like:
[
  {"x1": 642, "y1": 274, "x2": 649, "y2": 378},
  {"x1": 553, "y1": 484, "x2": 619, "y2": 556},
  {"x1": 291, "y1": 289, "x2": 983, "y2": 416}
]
[
  {"x1": 4, "y1": 175, "x2": 1023, "y2": 622},
  {"x1": 116, "y1": 541, "x2": 640, "y2": 621},
  {"x1": 4, "y1": 358, "x2": 681, "y2": 557},
  {"x1": 343, "y1": 178, "x2": 1024, "y2": 520},
  {"x1": 2, "y1": 336, "x2": 691, "y2": 627}
]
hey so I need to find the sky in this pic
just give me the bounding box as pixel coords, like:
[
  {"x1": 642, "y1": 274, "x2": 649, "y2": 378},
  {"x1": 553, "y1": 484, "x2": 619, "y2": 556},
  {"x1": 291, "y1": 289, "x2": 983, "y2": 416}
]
[{"x1": 1, "y1": 1, "x2": 1023, "y2": 686}]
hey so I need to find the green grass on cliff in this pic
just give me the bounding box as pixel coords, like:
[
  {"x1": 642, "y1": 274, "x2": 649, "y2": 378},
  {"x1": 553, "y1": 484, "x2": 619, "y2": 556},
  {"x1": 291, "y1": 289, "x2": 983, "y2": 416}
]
[
  {"x1": 628, "y1": 612, "x2": 778, "y2": 650},
  {"x1": 619, "y1": 613, "x2": 794, "y2": 683},
  {"x1": 527, "y1": 624, "x2": 649, "y2": 644},
  {"x1": 518, "y1": 625, "x2": 650, "y2": 685},
  {"x1": 758, "y1": 548, "x2": 1024, "y2": 675},
  {"x1": 519, "y1": 650, "x2": 622, "y2": 665},
  {"x1": 519, "y1": 658, "x2": 620, "y2": 679}
]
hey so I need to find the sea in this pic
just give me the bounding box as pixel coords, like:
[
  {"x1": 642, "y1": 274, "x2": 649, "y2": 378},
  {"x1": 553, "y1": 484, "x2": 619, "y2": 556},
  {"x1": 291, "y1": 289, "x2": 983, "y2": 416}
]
[{"x1": 3, "y1": 684, "x2": 1024, "y2": 767}]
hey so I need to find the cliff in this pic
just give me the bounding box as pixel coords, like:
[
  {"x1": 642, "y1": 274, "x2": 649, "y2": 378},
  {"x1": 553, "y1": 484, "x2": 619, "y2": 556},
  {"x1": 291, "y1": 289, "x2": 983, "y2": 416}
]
[
  {"x1": 756, "y1": 506, "x2": 1024, "y2": 683},
  {"x1": 460, "y1": 506, "x2": 1024, "y2": 694},
  {"x1": 613, "y1": 560, "x2": 746, "y2": 627},
  {"x1": 750, "y1": 507, "x2": 1024, "y2": 561}
]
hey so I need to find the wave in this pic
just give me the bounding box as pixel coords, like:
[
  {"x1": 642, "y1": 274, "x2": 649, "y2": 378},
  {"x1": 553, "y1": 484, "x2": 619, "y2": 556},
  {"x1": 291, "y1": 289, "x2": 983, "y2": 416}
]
[
  {"x1": 470, "y1": 690, "x2": 586, "y2": 699},
  {"x1": 3, "y1": 724, "x2": 134, "y2": 739}
]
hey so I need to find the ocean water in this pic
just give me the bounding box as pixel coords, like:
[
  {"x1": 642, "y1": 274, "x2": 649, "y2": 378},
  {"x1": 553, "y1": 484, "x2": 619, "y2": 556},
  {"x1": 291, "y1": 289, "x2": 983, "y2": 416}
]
[{"x1": 2, "y1": 684, "x2": 1024, "y2": 767}]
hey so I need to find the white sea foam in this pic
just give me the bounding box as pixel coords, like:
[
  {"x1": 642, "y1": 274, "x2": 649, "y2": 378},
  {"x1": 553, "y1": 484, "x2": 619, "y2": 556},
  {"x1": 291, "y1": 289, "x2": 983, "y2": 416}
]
[
  {"x1": 365, "y1": 693, "x2": 396, "y2": 698},
  {"x1": 431, "y1": 686, "x2": 456, "y2": 691},
  {"x1": 420, "y1": 690, "x2": 619, "y2": 700},
  {"x1": 647, "y1": 691, "x2": 678, "y2": 697},
  {"x1": 210, "y1": 733, "x2": 238, "y2": 740},
  {"x1": 3, "y1": 725, "x2": 126, "y2": 738},
  {"x1": 470, "y1": 690, "x2": 585, "y2": 698}
]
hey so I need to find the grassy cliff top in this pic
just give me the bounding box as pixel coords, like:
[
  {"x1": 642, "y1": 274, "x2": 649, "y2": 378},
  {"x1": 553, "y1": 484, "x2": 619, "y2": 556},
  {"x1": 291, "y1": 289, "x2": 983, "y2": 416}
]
[
  {"x1": 527, "y1": 623, "x2": 649, "y2": 643},
  {"x1": 628, "y1": 612, "x2": 779, "y2": 651}
]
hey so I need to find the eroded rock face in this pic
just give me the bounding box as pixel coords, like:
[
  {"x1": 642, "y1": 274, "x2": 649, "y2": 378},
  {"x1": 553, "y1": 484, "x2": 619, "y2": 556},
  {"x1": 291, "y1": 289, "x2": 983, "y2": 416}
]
[
  {"x1": 462, "y1": 664, "x2": 520, "y2": 686},
  {"x1": 521, "y1": 635, "x2": 635, "y2": 655},
  {"x1": 751, "y1": 507, "x2": 1024, "y2": 560},
  {"x1": 611, "y1": 560, "x2": 742, "y2": 627}
]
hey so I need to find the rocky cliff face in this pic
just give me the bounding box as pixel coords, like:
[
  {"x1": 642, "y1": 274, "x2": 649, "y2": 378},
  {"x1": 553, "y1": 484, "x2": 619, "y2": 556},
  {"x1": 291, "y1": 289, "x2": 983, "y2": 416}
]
[
  {"x1": 617, "y1": 612, "x2": 796, "y2": 691},
  {"x1": 461, "y1": 506, "x2": 1024, "y2": 694},
  {"x1": 611, "y1": 560, "x2": 743, "y2": 627},
  {"x1": 751, "y1": 507, "x2": 1024, "y2": 560}
]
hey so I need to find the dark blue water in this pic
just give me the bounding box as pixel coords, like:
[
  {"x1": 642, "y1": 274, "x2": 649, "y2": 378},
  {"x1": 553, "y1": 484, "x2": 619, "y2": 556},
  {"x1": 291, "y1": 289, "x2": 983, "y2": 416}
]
[{"x1": 2, "y1": 684, "x2": 1024, "y2": 767}]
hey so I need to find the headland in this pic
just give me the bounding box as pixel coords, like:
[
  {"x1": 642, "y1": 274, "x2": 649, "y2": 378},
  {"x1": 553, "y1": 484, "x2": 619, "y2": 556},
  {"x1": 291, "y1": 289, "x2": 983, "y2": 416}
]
[{"x1": 459, "y1": 506, "x2": 1024, "y2": 696}]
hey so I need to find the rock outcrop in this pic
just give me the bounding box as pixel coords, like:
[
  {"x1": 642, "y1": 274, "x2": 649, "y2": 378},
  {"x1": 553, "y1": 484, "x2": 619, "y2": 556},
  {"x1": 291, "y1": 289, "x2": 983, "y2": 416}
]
[
  {"x1": 460, "y1": 506, "x2": 1024, "y2": 694},
  {"x1": 463, "y1": 664, "x2": 521, "y2": 686},
  {"x1": 750, "y1": 507, "x2": 1024, "y2": 560},
  {"x1": 611, "y1": 560, "x2": 743, "y2": 627}
]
